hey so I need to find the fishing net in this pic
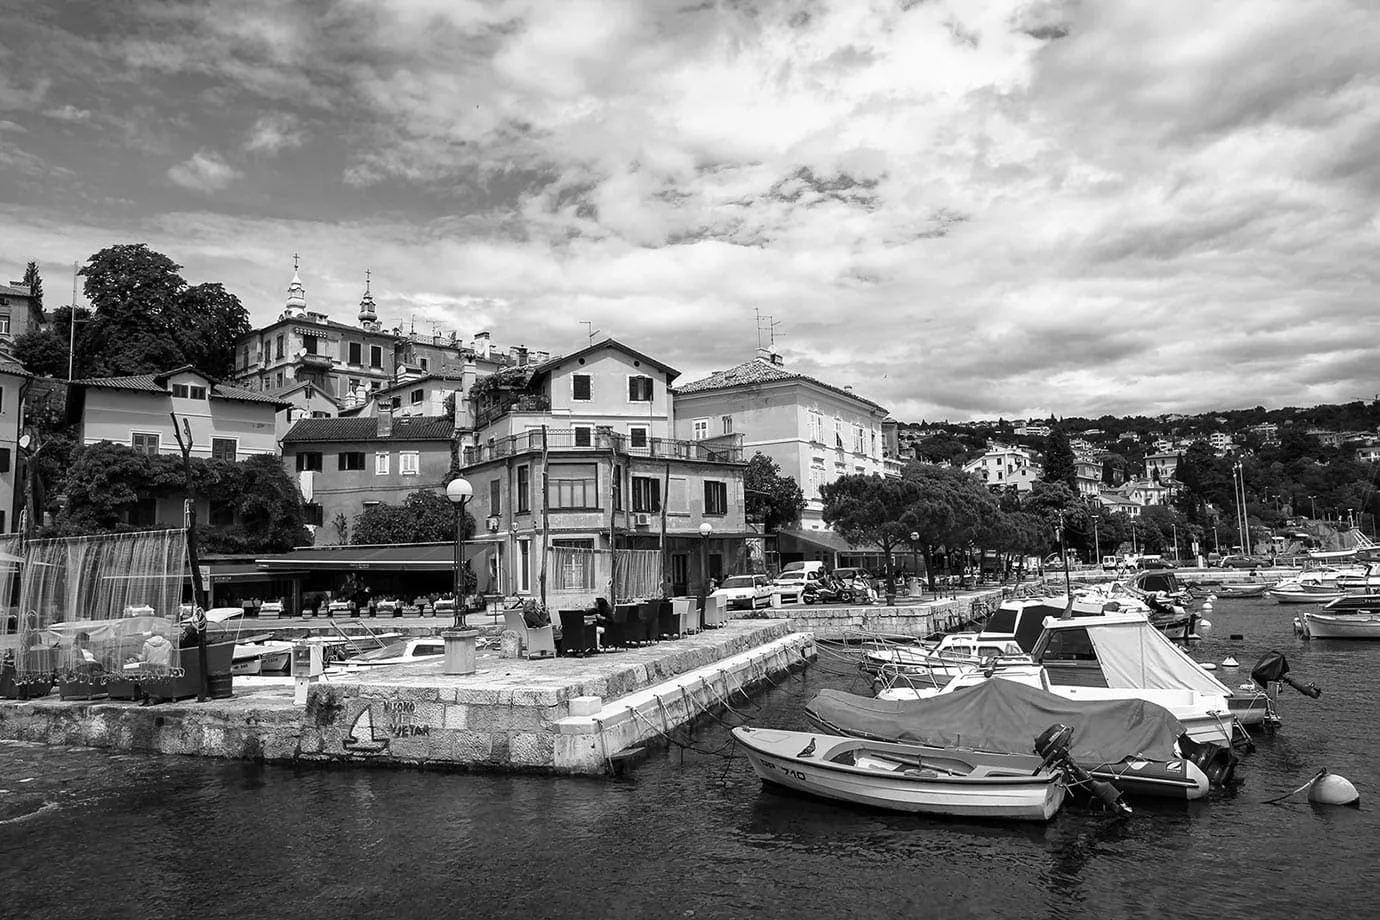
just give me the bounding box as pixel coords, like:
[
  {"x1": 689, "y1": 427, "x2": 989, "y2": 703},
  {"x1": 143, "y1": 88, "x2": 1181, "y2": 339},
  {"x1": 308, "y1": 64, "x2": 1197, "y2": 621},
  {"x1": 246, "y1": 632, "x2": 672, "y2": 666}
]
[{"x1": 4, "y1": 529, "x2": 189, "y2": 681}]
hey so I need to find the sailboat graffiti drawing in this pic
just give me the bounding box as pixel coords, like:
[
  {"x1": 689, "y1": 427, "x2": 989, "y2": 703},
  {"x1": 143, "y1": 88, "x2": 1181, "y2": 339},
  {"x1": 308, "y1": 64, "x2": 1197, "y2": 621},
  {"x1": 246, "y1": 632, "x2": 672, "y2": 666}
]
[{"x1": 343, "y1": 705, "x2": 390, "y2": 754}]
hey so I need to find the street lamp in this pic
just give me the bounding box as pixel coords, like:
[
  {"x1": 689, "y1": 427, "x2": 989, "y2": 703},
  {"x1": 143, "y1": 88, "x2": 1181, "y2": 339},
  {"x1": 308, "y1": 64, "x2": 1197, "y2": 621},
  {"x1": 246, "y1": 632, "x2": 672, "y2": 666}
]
[
  {"x1": 698, "y1": 522, "x2": 713, "y2": 604},
  {"x1": 446, "y1": 477, "x2": 473, "y2": 629},
  {"x1": 1310, "y1": 495, "x2": 1317, "y2": 520}
]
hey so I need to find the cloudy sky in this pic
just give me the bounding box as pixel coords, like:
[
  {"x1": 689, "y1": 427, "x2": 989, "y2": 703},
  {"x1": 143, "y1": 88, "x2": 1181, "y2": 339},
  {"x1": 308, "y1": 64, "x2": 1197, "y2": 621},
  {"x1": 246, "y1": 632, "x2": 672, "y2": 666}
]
[{"x1": 2, "y1": 0, "x2": 1378, "y2": 423}]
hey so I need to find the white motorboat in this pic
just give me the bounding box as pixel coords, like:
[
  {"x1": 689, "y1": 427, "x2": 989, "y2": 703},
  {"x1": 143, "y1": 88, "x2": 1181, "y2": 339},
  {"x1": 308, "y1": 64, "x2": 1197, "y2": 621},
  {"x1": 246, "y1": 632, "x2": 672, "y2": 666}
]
[
  {"x1": 1300, "y1": 609, "x2": 1380, "y2": 640},
  {"x1": 860, "y1": 632, "x2": 1030, "y2": 680},
  {"x1": 732, "y1": 726, "x2": 1068, "y2": 822},
  {"x1": 880, "y1": 609, "x2": 1256, "y2": 745},
  {"x1": 340, "y1": 636, "x2": 446, "y2": 668},
  {"x1": 231, "y1": 639, "x2": 295, "y2": 675}
]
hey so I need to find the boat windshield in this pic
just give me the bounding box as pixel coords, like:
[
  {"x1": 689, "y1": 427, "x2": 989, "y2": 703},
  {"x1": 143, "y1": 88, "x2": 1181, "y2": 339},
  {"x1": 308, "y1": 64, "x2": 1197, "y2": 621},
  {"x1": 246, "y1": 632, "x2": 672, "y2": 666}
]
[{"x1": 350, "y1": 641, "x2": 410, "y2": 662}]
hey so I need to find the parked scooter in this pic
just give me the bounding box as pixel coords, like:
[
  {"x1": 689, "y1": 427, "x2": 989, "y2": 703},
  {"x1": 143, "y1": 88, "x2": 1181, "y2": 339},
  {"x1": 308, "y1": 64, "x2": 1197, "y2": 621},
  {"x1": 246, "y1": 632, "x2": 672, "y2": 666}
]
[{"x1": 803, "y1": 575, "x2": 855, "y2": 605}]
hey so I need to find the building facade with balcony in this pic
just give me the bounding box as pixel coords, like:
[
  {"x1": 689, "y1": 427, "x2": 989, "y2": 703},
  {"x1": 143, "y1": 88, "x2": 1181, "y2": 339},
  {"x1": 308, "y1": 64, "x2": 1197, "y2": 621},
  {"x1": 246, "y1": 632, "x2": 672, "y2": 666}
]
[
  {"x1": 671, "y1": 348, "x2": 892, "y2": 530},
  {"x1": 461, "y1": 339, "x2": 751, "y2": 601},
  {"x1": 0, "y1": 280, "x2": 43, "y2": 345},
  {"x1": 962, "y1": 444, "x2": 1042, "y2": 493},
  {"x1": 229, "y1": 266, "x2": 529, "y2": 420},
  {"x1": 279, "y1": 414, "x2": 456, "y2": 545}
]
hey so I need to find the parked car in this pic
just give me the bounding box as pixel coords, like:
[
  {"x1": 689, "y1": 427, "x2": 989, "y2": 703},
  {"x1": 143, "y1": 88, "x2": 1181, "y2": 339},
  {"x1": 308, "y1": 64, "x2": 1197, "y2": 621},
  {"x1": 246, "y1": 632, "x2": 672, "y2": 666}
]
[
  {"x1": 711, "y1": 574, "x2": 774, "y2": 610},
  {"x1": 779, "y1": 561, "x2": 827, "y2": 580},
  {"x1": 772, "y1": 571, "x2": 814, "y2": 604},
  {"x1": 1219, "y1": 554, "x2": 1273, "y2": 568}
]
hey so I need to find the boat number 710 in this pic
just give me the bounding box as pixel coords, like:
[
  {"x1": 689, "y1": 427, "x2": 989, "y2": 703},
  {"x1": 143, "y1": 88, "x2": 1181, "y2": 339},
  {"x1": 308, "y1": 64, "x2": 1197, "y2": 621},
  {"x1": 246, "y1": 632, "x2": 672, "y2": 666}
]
[{"x1": 764, "y1": 759, "x2": 808, "y2": 781}]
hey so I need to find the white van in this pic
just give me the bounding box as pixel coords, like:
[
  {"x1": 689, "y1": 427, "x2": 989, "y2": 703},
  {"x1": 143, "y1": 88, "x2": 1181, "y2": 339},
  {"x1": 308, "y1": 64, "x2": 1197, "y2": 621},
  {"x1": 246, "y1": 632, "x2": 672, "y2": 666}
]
[{"x1": 780, "y1": 561, "x2": 826, "y2": 580}]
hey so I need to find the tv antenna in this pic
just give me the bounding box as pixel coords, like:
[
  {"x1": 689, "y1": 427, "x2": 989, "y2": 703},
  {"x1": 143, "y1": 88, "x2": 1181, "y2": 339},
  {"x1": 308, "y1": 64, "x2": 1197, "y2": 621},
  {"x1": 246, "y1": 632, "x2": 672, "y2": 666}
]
[
  {"x1": 581, "y1": 321, "x2": 599, "y2": 346},
  {"x1": 754, "y1": 307, "x2": 782, "y2": 349}
]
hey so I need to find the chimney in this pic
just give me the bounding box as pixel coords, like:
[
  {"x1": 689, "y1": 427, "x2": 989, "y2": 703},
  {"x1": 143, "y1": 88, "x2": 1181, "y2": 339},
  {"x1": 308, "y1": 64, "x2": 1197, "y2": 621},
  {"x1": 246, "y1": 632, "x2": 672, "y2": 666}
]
[
  {"x1": 755, "y1": 346, "x2": 772, "y2": 362},
  {"x1": 377, "y1": 409, "x2": 393, "y2": 439},
  {"x1": 770, "y1": 351, "x2": 783, "y2": 366},
  {"x1": 843, "y1": 385, "x2": 853, "y2": 393},
  {"x1": 473, "y1": 331, "x2": 491, "y2": 359},
  {"x1": 515, "y1": 345, "x2": 528, "y2": 365}
]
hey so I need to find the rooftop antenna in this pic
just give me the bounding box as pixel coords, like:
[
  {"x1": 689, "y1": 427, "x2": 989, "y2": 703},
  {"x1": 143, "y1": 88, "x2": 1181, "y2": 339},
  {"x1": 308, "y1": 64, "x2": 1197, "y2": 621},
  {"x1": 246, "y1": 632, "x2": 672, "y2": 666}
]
[{"x1": 581, "y1": 320, "x2": 599, "y2": 346}]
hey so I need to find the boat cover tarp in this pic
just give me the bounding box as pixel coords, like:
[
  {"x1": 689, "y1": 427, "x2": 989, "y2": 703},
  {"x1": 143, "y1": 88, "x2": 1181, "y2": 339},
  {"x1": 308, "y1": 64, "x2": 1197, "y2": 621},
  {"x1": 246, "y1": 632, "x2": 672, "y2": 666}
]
[
  {"x1": 1079, "y1": 616, "x2": 1230, "y2": 695},
  {"x1": 805, "y1": 678, "x2": 1184, "y2": 762}
]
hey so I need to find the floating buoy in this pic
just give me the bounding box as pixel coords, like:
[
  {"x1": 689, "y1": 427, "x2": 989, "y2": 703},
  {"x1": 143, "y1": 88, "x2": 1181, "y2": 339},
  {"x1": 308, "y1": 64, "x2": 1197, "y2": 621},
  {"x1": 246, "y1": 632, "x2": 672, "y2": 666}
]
[
  {"x1": 1229, "y1": 633, "x2": 1244, "y2": 641},
  {"x1": 1223, "y1": 656, "x2": 1239, "y2": 668},
  {"x1": 1309, "y1": 772, "x2": 1360, "y2": 807},
  {"x1": 1207, "y1": 593, "x2": 1219, "y2": 602},
  {"x1": 1196, "y1": 618, "x2": 1213, "y2": 638},
  {"x1": 1200, "y1": 662, "x2": 1217, "y2": 671}
]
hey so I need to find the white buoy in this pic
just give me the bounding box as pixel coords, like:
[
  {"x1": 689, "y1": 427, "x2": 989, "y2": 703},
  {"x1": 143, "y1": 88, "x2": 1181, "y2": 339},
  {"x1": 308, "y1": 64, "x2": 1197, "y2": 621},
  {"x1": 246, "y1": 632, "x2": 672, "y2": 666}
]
[
  {"x1": 1207, "y1": 593, "x2": 1219, "y2": 602},
  {"x1": 1309, "y1": 772, "x2": 1360, "y2": 807},
  {"x1": 1200, "y1": 662, "x2": 1217, "y2": 671},
  {"x1": 1223, "y1": 656, "x2": 1239, "y2": 668},
  {"x1": 1196, "y1": 618, "x2": 1213, "y2": 638},
  {"x1": 1202, "y1": 600, "x2": 1214, "y2": 611}
]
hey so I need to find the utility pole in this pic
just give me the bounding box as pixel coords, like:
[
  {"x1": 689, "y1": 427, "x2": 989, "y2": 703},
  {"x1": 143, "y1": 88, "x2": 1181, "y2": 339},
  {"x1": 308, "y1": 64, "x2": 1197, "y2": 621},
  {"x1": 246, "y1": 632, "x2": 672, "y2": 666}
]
[{"x1": 66, "y1": 261, "x2": 79, "y2": 380}]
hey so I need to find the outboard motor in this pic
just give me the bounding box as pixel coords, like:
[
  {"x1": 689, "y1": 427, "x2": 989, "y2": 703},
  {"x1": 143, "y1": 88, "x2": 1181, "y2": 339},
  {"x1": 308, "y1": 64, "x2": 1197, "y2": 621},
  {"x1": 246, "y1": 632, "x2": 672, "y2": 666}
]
[
  {"x1": 1034, "y1": 723, "x2": 1133, "y2": 816},
  {"x1": 1177, "y1": 733, "x2": 1238, "y2": 787},
  {"x1": 1251, "y1": 651, "x2": 1322, "y2": 698}
]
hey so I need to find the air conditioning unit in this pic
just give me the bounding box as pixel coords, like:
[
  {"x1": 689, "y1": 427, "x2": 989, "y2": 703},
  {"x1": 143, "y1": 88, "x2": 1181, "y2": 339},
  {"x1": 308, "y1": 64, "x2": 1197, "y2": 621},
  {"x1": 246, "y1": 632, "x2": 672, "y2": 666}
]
[
  {"x1": 634, "y1": 513, "x2": 652, "y2": 526},
  {"x1": 486, "y1": 516, "x2": 500, "y2": 532}
]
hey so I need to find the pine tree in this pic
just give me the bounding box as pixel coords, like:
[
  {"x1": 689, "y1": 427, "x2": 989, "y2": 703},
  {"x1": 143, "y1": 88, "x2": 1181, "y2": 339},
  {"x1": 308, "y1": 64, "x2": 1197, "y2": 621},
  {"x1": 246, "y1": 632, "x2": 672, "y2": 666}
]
[{"x1": 23, "y1": 261, "x2": 42, "y2": 311}]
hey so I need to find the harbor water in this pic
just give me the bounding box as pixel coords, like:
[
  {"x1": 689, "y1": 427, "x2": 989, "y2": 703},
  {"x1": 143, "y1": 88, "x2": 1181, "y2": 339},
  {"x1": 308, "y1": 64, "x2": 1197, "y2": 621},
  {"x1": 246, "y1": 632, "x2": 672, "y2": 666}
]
[{"x1": 3, "y1": 597, "x2": 1377, "y2": 919}]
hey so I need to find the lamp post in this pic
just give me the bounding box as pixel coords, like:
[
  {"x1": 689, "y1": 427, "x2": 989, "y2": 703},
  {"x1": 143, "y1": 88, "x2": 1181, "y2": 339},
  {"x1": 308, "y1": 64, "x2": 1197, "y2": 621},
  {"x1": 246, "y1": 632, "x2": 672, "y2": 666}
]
[
  {"x1": 442, "y1": 477, "x2": 478, "y2": 676},
  {"x1": 1090, "y1": 514, "x2": 1101, "y2": 568},
  {"x1": 1310, "y1": 495, "x2": 1317, "y2": 520},
  {"x1": 446, "y1": 477, "x2": 474, "y2": 628},
  {"x1": 698, "y1": 522, "x2": 713, "y2": 604}
]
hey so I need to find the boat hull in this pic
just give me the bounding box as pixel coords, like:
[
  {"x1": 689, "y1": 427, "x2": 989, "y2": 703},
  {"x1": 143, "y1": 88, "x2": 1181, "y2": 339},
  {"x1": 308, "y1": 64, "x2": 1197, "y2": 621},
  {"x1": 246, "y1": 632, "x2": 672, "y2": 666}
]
[
  {"x1": 1301, "y1": 612, "x2": 1380, "y2": 640},
  {"x1": 1268, "y1": 589, "x2": 1343, "y2": 604},
  {"x1": 733, "y1": 727, "x2": 1065, "y2": 821},
  {"x1": 1214, "y1": 584, "x2": 1268, "y2": 598}
]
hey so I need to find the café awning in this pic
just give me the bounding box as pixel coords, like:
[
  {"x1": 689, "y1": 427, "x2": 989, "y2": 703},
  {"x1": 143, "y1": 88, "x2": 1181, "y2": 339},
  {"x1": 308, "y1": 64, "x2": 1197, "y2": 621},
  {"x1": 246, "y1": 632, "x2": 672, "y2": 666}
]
[
  {"x1": 776, "y1": 528, "x2": 883, "y2": 557},
  {"x1": 254, "y1": 541, "x2": 504, "y2": 573}
]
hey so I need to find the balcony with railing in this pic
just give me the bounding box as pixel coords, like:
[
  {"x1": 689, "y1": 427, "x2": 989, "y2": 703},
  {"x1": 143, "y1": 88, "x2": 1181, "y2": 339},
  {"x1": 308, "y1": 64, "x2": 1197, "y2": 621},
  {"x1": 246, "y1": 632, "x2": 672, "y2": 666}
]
[
  {"x1": 463, "y1": 428, "x2": 745, "y2": 466},
  {"x1": 474, "y1": 393, "x2": 551, "y2": 429}
]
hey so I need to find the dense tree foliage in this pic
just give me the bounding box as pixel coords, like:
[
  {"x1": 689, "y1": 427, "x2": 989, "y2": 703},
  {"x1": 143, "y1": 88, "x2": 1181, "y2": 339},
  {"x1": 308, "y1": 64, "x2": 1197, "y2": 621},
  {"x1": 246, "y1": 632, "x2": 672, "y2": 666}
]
[
  {"x1": 820, "y1": 474, "x2": 920, "y2": 593},
  {"x1": 54, "y1": 442, "x2": 310, "y2": 551},
  {"x1": 743, "y1": 452, "x2": 806, "y2": 532},
  {"x1": 22, "y1": 261, "x2": 42, "y2": 311},
  {"x1": 1040, "y1": 427, "x2": 1078, "y2": 492},
  {"x1": 351, "y1": 490, "x2": 475, "y2": 545},
  {"x1": 30, "y1": 244, "x2": 254, "y2": 379}
]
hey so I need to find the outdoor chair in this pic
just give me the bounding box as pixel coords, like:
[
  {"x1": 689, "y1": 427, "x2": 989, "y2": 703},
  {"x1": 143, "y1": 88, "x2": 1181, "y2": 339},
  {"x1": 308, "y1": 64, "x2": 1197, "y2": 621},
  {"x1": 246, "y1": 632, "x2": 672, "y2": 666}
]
[
  {"x1": 676, "y1": 597, "x2": 702, "y2": 635},
  {"x1": 702, "y1": 595, "x2": 725, "y2": 628},
  {"x1": 656, "y1": 599, "x2": 679, "y2": 639},
  {"x1": 605, "y1": 603, "x2": 639, "y2": 647},
  {"x1": 557, "y1": 609, "x2": 599, "y2": 657},
  {"x1": 636, "y1": 601, "x2": 661, "y2": 644},
  {"x1": 501, "y1": 611, "x2": 556, "y2": 660}
]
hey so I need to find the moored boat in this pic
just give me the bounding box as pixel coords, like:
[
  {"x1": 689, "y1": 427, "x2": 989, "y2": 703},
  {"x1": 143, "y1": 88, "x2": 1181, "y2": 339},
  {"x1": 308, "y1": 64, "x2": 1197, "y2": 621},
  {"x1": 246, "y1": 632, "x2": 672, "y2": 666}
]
[
  {"x1": 860, "y1": 632, "x2": 1030, "y2": 679},
  {"x1": 732, "y1": 725, "x2": 1068, "y2": 821},
  {"x1": 1214, "y1": 583, "x2": 1270, "y2": 599},
  {"x1": 806, "y1": 680, "x2": 1225, "y2": 800},
  {"x1": 1300, "y1": 610, "x2": 1380, "y2": 640}
]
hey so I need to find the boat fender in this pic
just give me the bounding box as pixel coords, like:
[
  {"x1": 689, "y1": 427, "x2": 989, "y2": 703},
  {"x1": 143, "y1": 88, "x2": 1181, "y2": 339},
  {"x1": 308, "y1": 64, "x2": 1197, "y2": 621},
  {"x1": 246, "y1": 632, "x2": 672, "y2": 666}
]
[{"x1": 1034, "y1": 724, "x2": 1132, "y2": 816}]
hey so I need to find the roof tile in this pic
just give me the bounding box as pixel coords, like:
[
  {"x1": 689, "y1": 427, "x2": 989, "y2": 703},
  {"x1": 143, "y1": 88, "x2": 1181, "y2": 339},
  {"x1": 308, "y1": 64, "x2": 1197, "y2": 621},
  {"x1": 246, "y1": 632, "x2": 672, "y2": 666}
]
[
  {"x1": 282, "y1": 415, "x2": 455, "y2": 443},
  {"x1": 675, "y1": 357, "x2": 888, "y2": 413}
]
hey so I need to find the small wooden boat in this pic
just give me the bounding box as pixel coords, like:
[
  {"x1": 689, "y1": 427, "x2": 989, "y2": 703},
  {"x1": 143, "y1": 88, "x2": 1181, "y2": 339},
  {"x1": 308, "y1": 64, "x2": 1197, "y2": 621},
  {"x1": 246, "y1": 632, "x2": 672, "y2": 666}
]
[
  {"x1": 1214, "y1": 583, "x2": 1270, "y2": 598},
  {"x1": 731, "y1": 726, "x2": 1067, "y2": 821},
  {"x1": 1300, "y1": 610, "x2": 1380, "y2": 640}
]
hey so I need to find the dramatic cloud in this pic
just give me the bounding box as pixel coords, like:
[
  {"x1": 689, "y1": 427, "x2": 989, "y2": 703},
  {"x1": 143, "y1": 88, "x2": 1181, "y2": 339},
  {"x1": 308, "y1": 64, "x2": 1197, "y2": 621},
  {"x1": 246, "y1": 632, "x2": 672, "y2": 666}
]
[
  {"x1": 167, "y1": 150, "x2": 241, "y2": 193},
  {"x1": 2, "y1": 0, "x2": 1379, "y2": 422}
]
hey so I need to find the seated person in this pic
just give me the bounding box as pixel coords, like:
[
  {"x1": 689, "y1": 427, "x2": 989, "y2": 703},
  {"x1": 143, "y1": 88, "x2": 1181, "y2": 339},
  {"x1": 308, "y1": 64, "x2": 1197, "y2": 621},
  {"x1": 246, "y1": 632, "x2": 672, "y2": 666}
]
[
  {"x1": 522, "y1": 601, "x2": 551, "y2": 629},
  {"x1": 139, "y1": 632, "x2": 175, "y2": 674},
  {"x1": 71, "y1": 631, "x2": 100, "y2": 668}
]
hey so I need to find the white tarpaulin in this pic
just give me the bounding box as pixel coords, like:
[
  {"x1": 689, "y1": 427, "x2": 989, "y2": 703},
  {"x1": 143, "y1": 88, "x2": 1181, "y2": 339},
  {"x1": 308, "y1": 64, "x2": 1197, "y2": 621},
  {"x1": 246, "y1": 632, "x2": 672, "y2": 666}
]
[{"x1": 1069, "y1": 614, "x2": 1232, "y2": 696}]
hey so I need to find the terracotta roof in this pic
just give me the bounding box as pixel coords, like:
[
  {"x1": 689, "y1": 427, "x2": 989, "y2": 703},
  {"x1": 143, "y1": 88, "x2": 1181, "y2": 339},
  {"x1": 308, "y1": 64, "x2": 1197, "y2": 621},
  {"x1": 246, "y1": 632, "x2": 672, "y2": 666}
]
[
  {"x1": 282, "y1": 415, "x2": 455, "y2": 443},
  {"x1": 533, "y1": 337, "x2": 679, "y2": 379},
  {"x1": 675, "y1": 357, "x2": 888, "y2": 413},
  {"x1": 69, "y1": 369, "x2": 293, "y2": 407}
]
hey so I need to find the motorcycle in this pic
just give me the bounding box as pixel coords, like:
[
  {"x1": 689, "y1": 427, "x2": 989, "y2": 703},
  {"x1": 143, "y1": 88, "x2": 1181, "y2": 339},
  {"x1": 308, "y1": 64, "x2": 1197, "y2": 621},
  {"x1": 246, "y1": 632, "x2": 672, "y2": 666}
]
[{"x1": 803, "y1": 575, "x2": 855, "y2": 605}]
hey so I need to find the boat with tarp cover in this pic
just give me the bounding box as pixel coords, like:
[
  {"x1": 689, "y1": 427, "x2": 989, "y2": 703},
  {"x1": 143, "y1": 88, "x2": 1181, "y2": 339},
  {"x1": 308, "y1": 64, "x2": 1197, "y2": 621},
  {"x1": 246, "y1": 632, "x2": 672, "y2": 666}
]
[{"x1": 806, "y1": 679, "x2": 1231, "y2": 800}]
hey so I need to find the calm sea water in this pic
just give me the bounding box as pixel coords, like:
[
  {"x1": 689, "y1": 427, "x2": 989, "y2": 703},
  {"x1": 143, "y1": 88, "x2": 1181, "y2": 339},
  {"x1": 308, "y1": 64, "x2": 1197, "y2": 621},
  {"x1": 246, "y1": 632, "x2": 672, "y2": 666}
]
[{"x1": 2, "y1": 597, "x2": 1377, "y2": 920}]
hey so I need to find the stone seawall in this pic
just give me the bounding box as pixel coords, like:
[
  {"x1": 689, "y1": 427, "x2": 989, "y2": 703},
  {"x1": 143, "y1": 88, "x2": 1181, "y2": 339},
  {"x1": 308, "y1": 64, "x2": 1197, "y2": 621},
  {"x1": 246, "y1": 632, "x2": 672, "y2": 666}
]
[
  {"x1": 767, "y1": 588, "x2": 1006, "y2": 639},
  {"x1": 0, "y1": 621, "x2": 810, "y2": 774}
]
